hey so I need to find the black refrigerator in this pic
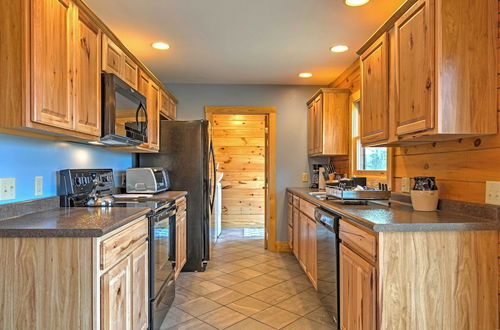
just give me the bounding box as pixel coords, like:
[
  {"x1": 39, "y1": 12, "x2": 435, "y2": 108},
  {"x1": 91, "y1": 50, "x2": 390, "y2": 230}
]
[{"x1": 138, "y1": 120, "x2": 216, "y2": 272}]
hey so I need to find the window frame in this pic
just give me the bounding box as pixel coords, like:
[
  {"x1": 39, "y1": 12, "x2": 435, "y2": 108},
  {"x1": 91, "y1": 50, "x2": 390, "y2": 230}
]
[{"x1": 350, "y1": 91, "x2": 389, "y2": 180}]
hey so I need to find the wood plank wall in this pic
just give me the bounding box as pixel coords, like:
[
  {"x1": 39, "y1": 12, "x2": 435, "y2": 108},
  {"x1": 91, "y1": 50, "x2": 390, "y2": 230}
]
[
  {"x1": 212, "y1": 114, "x2": 266, "y2": 228},
  {"x1": 328, "y1": 3, "x2": 500, "y2": 313}
]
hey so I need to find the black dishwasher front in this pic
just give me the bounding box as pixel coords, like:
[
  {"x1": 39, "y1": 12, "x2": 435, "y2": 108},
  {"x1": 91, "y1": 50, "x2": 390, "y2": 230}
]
[{"x1": 315, "y1": 208, "x2": 340, "y2": 329}]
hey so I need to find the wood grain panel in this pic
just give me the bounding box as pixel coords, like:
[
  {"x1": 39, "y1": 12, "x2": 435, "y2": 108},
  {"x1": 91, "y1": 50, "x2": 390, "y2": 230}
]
[
  {"x1": 214, "y1": 114, "x2": 266, "y2": 228},
  {"x1": 378, "y1": 230, "x2": 498, "y2": 329},
  {"x1": 0, "y1": 237, "x2": 93, "y2": 330}
]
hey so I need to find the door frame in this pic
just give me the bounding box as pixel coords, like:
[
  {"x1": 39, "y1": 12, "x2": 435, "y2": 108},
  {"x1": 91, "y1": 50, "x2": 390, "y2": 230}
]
[{"x1": 205, "y1": 106, "x2": 277, "y2": 251}]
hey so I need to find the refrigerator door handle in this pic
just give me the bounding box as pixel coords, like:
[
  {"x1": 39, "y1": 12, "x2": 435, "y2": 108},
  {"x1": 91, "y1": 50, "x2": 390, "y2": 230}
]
[{"x1": 209, "y1": 142, "x2": 216, "y2": 212}]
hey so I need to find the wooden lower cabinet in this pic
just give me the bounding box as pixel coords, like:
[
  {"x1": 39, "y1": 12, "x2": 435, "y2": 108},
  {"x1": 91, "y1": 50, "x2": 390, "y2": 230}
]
[
  {"x1": 175, "y1": 210, "x2": 187, "y2": 279},
  {"x1": 101, "y1": 256, "x2": 131, "y2": 330},
  {"x1": 131, "y1": 242, "x2": 149, "y2": 330},
  {"x1": 288, "y1": 193, "x2": 318, "y2": 289},
  {"x1": 339, "y1": 243, "x2": 376, "y2": 330}
]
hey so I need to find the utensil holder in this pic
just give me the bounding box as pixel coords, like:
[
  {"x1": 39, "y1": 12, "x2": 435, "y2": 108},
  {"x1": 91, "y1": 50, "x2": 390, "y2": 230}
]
[{"x1": 410, "y1": 190, "x2": 439, "y2": 211}]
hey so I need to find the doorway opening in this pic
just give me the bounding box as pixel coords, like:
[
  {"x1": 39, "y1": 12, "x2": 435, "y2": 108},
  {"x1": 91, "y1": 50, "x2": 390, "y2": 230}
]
[{"x1": 205, "y1": 106, "x2": 277, "y2": 251}]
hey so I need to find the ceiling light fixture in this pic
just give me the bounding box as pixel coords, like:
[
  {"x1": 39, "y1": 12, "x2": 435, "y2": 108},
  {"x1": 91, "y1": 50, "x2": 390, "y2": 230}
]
[
  {"x1": 345, "y1": 0, "x2": 370, "y2": 6},
  {"x1": 330, "y1": 45, "x2": 349, "y2": 53},
  {"x1": 298, "y1": 73, "x2": 313, "y2": 78},
  {"x1": 152, "y1": 42, "x2": 170, "y2": 50}
]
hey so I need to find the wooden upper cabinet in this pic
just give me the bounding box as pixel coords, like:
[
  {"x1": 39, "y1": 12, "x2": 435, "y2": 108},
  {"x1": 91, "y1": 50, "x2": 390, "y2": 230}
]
[
  {"x1": 357, "y1": 0, "x2": 497, "y2": 146},
  {"x1": 340, "y1": 243, "x2": 376, "y2": 330},
  {"x1": 31, "y1": 0, "x2": 74, "y2": 130},
  {"x1": 360, "y1": 34, "x2": 389, "y2": 144},
  {"x1": 148, "y1": 81, "x2": 160, "y2": 150},
  {"x1": 307, "y1": 89, "x2": 350, "y2": 156},
  {"x1": 102, "y1": 34, "x2": 139, "y2": 90},
  {"x1": 394, "y1": 0, "x2": 434, "y2": 137},
  {"x1": 160, "y1": 90, "x2": 177, "y2": 120},
  {"x1": 75, "y1": 10, "x2": 101, "y2": 136}
]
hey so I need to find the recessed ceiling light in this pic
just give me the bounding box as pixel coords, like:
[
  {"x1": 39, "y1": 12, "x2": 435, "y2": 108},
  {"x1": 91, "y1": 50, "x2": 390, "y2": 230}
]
[
  {"x1": 298, "y1": 73, "x2": 313, "y2": 78},
  {"x1": 345, "y1": 0, "x2": 370, "y2": 6},
  {"x1": 330, "y1": 45, "x2": 349, "y2": 53},
  {"x1": 152, "y1": 42, "x2": 170, "y2": 50}
]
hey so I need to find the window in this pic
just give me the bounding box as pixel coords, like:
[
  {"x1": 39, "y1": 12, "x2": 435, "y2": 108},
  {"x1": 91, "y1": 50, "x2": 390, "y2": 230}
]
[{"x1": 352, "y1": 99, "x2": 387, "y2": 172}]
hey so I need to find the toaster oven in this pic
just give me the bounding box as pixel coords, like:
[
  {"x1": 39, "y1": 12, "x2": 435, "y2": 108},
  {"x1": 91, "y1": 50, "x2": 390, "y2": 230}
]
[{"x1": 126, "y1": 168, "x2": 170, "y2": 193}]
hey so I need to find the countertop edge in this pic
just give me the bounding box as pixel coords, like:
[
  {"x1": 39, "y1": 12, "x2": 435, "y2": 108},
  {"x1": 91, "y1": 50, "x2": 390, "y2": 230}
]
[{"x1": 287, "y1": 187, "x2": 500, "y2": 233}]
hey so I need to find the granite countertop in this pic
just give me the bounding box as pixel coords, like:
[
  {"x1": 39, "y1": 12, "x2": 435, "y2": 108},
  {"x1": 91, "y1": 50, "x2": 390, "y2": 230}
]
[
  {"x1": 287, "y1": 187, "x2": 500, "y2": 233},
  {"x1": 0, "y1": 207, "x2": 150, "y2": 238}
]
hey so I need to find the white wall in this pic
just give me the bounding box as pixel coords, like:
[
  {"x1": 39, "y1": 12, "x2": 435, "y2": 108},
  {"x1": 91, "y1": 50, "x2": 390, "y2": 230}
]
[{"x1": 166, "y1": 83, "x2": 324, "y2": 241}]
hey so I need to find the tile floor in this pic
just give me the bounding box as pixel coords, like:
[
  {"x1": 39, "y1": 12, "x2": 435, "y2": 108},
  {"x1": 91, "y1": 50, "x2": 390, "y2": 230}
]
[{"x1": 161, "y1": 228, "x2": 336, "y2": 330}]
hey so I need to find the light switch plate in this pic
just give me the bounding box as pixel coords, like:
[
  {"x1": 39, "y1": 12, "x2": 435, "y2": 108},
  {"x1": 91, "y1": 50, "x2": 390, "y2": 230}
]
[
  {"x1": 35, "y1": 176, "x2": 43, "y2": 196},
  {"x1": 302, "y1": 172, "x2": 309, "y2": 182},
  {"x1": 401, "y1": 177, "x2": 411, "y2": 193},
  {"x1": 0, "y1": 178, "x2": 16, "y2": 201},
  {"x1": 485, "y1": 181, "x2": 500, "y2": 205}
]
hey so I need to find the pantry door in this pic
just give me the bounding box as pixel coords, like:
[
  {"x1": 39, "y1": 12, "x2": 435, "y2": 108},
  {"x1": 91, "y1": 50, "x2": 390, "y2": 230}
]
[{"x1": 205, "y1": 106, "x2": 277, "y2": 251}]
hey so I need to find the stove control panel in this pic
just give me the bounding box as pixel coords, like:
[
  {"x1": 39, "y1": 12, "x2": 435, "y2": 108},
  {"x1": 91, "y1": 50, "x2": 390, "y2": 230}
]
[{"x1": 58, "y1": 169, "x2": 115, "y2": 196}]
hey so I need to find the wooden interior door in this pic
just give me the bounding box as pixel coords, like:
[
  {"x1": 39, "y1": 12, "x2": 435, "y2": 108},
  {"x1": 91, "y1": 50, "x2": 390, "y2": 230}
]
[
  {"x1": 340, "y1": 244, "x2": 376, "y2": 330},
  {"x1": 395, "y1": 0, "x2": 434, "y2": 136},
  {"x1": 74, "y1": 9, "x2": 101, "y2": 136},
  {"x1": 360, "y1": 33, "x2": 389, "y2": 144},
  {"x1": 31, "y1": 0, "x2": 74, "y2": 130},
  {"x1": 131, "y1": 242, "x2": 148, "y2": 330},
  {"x1": 212, "y1": 114, "x2": 266, "y2": 228}
]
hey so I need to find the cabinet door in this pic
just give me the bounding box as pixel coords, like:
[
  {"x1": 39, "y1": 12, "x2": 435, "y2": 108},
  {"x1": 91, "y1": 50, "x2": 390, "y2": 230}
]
[
  {"x1": 340, "y1": 244, "x2": 376, "y2": 330},
  {"x1": 360, "y1": 33, "x2": 389, "y2": 144},
  {"x1": 148, "y1": 81, "x2": 160, "y2": 150},
  {"x1": 137, "y1": 71, "x2": 152, "y2": 149},
  {"x1": 131, "y1": 242, "x2": 148, "y2": 330},
  {"x1": 101, "y1": 256, "x2": 131, "y2": 330},
  {"x1": 395, "y1": 0, "x2": 434, "y2": 136},
  {"x1": 31, "y1": 0, "x2": 74, "y2": 130},
  {"x1": 169, "y1": 98, "x2": 177, "y2": 120},
  {"x1": 306, "y1": 218, "x2": 317, "y2": 287},
  {"x1": 307, "y1": 103, "x2": 315, "y2": 155},
  {"x1": 74, "y1": 10, "x2": 101, "y2": 136},
  {"x1": 314, "y1": 96, "x2": 323, "y2": 154},
  {"x1": 299, "y1": 213, "x2": 308, "y2": 270},
  {"x1": 102, "y1": 34, "x2": 123, "y2": 76},
  {"x1": 123, "y1": 55, "x2": 138, "y2": 90},
  {"x1": 180, "y1": 213, "x2": 187, "y2": 269},
  {"x1": 292, "y1": 207, "x2": 299, "y2": 257},
  {"x1": 175, "y1": 215, "x2": 181, "y2": 279},
  {"x1": 287, "y1": 203, "x2": 293, "y2": 227}
]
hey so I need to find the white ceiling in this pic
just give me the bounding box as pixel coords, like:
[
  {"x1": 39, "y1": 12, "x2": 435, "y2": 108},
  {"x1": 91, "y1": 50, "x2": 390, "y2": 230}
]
[{"x1": 85, "y1": 0, "x2": 404, "y2": 85}]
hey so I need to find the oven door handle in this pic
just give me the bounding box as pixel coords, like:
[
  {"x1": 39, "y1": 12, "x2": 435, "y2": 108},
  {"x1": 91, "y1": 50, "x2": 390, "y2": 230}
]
[{"x1": 154, "y1": 208, "x2": 176, "y2": 223}]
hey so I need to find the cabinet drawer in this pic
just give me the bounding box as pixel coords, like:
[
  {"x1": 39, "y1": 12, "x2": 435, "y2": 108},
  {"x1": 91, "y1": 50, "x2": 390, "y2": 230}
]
[
  {"x1": 176, "y1": 197, "x2": 186, "y2": 213},
  {"x1": 101, "y1": 218, "x2": 148, "y2": 270},
  {"x1": 300, "y1": 199, "x2": 316, "y2": 219},
  {"x1": 339, "y1": 220, "x2": 376, "y2": 262},
  {"x1": 292, "y1": 195, "x2": 300, "y2": 208}
]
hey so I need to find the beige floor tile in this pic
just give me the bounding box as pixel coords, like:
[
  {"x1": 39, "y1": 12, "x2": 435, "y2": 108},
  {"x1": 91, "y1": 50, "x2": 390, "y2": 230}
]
[
  {"x1": 176, "y1": 297, "x2": 222, "y2": 317},
  {"x1": 173, "y1": 287, "x2": 200, "y2": 305},
  {"x1": 160, "y1": 307, "x2": 194, "y2": 329},
  {"x1": 227, "y1": 296, "x2": 271, "y2": 316},
  {"x1": 233, "y1": 258, "x2": 263, "y2": 268},
  {"x1": 303, "y1": 306, "x2": 336, "y2": 326},
  {"x1": 211, "y1": 273, "x2": 247, "y2": 288},
  {"x1": 186, "y1": 280, "x2": 224, "y2": 296},
  {"x1": 230, "y1": 280, "x2": 268, "y2": 295},
  {"x1": 271, "y1": 279, "x2": 311, "y2": 294},
  {"x1": 251, "y1": 306, "x2": 300, "y2": 329},
  {"x1": 226, "y1": 318, "x2": 274, "y2": 330},
  {"x1": 198, "y1": 306, "x2": 247, "y2": 329},
  {"x1": 250, "y1": 287, "x2": 293, "y2": 305},
  {"x1": 217, "y1": 263, "x2": 247, "y2": 273},
  {"x1": 281, "y1": 317, "x2": 337, "y2": 330},
  {"x1": 249, "y1": 274, "x2": 285, "y2": 287},
  {"x1": 165, "y1": 317, "x2": 217, "y2": 330},
  {"x1": 276, "y1": 295, "x2": 321, "y2": 316},
  {"x1": 230, "y1": 268, "x2": 263, "y2": 280},
  {"x1": 266, "y1": 269, "x2": 302, "y2": 280},
  {"x1": 205, "y1": 288, "x2": 246, "y2": 305},
  {"x1": 251, "y1": 263, "x2": 279, "y2": 273}
]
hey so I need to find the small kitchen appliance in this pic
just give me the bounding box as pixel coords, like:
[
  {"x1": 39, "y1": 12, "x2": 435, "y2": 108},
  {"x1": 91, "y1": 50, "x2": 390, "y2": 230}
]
[{"x1": 126, "y1": 167, "x2": 170, "y2": 193}]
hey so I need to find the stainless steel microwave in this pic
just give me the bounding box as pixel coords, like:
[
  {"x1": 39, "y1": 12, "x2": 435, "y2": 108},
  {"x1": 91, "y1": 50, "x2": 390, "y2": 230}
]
[{"x1": 101, "y1": 73, "x2": 148, "y2": 146}]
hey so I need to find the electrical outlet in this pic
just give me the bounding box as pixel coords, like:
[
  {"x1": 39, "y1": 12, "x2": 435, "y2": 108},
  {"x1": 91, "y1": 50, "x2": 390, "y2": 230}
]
[
  {"x1": 302, "y1": 172, "x2": 309, "y2": 182},
  {"x1": 401, "y1": 177, "x2": 411, "y2": 193},
  {"x1": 485, "y1": 181, "x2": 500, "y2": 205},
  {"x1": 0, "y1": 178, "x2": 16, "y2": 201},
  {"x1": 35, "y1": 176, "x2": 43, "y2": 196}
]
